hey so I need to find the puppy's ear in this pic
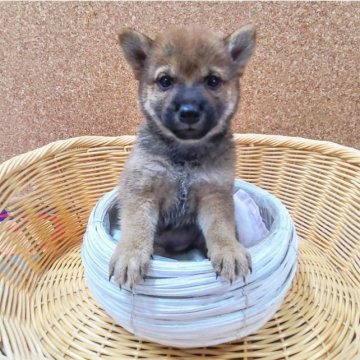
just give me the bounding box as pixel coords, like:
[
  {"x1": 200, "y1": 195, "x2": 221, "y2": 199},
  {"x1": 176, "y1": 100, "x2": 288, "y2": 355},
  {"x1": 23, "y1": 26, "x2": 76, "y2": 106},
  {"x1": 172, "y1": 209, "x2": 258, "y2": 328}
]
[
  {"x1": 225, "y1": 25, "x2": 256, "y2": 76},
  {"x1": 119, "y1": 29, "x2": 153, "y2": 79}
]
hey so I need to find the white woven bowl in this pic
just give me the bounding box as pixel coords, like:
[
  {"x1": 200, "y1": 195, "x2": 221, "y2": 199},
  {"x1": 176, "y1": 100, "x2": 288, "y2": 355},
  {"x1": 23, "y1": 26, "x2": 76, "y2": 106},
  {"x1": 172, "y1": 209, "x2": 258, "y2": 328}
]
[{"x1": 82, "y1": 180, "x2": 298, "y2": 348}]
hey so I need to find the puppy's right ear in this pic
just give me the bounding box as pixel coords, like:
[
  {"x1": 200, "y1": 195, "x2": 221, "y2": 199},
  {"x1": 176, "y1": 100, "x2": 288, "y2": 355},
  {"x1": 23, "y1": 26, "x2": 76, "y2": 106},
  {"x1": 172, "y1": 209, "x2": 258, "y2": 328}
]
[{"x1": 119, "y1": 29, "x2": 153, "y2": 79}]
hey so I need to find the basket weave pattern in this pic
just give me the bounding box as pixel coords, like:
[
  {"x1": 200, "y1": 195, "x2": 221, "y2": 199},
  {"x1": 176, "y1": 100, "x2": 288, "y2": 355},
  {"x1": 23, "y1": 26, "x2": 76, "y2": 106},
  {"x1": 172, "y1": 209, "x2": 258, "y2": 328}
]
[{"x1": 0, "y1": 134, "x2": 359, "y2": 359}]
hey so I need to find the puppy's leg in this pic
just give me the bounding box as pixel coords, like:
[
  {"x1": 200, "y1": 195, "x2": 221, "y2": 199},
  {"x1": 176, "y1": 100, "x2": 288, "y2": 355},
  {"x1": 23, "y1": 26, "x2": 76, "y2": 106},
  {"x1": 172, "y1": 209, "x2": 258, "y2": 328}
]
[
  {"x1": 198, "y1": 190, "x2": 251, "y2": 283},
  {"x1": 109, "y1": 195, "x2": 158, "y2": 288}
]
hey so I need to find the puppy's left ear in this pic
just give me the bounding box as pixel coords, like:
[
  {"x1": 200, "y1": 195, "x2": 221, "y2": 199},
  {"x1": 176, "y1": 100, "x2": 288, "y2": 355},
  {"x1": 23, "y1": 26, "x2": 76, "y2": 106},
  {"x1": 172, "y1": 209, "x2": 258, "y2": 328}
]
[{"x1": 225, "y1": 24, "x2": 256, "y2": 76}]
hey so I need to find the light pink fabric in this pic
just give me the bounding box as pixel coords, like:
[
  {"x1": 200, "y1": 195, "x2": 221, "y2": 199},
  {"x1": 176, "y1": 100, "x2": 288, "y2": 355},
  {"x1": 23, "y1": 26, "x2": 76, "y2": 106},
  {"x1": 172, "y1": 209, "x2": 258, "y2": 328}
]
[{"x1": 234, "y1": 189, "x2": 269, "y2": 248}]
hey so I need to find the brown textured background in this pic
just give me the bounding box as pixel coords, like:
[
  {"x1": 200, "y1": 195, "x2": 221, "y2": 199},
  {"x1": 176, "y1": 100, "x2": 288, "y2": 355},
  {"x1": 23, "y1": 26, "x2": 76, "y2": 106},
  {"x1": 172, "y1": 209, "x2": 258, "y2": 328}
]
[{"x1": 0, "y1": 2, "x2": 359, "y2": 162}]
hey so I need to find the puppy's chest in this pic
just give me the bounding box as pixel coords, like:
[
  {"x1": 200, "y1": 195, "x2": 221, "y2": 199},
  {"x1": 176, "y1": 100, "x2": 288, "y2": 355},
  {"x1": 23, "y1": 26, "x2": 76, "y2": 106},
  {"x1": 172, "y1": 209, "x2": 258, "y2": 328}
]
[{"x1": 159, "y1": 168, "x2": 197, "y2": 228}]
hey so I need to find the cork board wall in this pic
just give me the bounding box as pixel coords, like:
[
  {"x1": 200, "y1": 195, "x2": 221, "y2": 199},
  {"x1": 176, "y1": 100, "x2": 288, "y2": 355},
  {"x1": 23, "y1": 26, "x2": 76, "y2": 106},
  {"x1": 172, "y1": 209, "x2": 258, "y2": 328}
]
[{"x1": 0, "y1": 2, "x2": 359, "y2": 162}]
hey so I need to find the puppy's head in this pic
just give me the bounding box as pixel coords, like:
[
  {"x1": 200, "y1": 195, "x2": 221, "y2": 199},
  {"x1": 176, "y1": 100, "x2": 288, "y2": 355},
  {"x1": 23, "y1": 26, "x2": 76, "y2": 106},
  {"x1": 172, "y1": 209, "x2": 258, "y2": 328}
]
[{"x1": 119, "y1": 25, "x2": 255, "y2": 143}]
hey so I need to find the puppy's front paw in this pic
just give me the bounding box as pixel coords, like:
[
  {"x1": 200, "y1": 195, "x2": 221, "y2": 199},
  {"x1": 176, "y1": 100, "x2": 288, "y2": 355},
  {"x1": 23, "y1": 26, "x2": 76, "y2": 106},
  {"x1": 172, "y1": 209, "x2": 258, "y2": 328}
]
[
  {"x1": 109, "y1": 243, "x2": 151, "y2": 289},
  {"x1": 209, "y1": 241, "x2": 251, "y2": 283}
]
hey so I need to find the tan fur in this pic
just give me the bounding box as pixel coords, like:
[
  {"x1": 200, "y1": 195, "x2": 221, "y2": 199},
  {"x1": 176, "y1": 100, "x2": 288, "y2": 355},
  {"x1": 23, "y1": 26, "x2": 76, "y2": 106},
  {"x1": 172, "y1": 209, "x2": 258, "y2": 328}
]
[{"x1": 110, "y1": 25, "x2": 255, "y2": 288}]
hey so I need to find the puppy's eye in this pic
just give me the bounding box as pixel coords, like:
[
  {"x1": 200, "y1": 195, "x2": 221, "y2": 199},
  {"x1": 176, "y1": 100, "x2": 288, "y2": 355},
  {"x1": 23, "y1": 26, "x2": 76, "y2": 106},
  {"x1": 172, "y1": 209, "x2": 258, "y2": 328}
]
[
  {"x1": 157, "y1": 75, "x2": 174, "y2": 90},
  {"x1": 205, "y1": 75, "x2": 222, "y2": 90}
]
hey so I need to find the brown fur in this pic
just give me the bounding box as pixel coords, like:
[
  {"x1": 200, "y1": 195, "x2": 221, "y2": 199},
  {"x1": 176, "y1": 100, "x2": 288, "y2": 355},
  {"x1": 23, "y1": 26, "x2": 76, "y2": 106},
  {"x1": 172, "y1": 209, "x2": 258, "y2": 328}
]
[{"x1": 110, "y1": 25, "x2": 256, "y2": 288}]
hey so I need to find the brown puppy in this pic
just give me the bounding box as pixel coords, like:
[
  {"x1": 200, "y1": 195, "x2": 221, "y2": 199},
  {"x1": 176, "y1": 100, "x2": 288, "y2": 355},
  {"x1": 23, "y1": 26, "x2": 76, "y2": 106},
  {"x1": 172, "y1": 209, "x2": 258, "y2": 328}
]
[{"x1": 110, "y1": 25, "x2": 256, "y2": 288}]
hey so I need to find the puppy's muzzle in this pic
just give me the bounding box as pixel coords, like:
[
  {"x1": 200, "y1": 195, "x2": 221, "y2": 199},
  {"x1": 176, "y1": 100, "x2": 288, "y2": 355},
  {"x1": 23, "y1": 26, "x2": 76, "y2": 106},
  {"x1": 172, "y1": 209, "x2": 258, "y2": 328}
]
[{"x1": 163, "y1": 86, "x2": 216, "y2": 140}]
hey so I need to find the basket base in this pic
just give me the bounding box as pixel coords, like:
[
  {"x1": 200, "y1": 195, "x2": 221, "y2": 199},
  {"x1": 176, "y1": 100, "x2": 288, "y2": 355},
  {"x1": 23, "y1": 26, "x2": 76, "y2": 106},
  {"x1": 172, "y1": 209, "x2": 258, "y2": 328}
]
[{"x1": 26, "y1": 239, "x2": 359, "y2": 359}]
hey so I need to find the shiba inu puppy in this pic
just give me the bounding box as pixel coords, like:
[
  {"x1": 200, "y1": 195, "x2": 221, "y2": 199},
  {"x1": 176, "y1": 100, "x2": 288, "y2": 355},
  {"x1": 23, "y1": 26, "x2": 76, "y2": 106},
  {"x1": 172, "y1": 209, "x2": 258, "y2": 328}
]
[{"x1": 109, "y1": 25, "x2": 256, "y2": 288}]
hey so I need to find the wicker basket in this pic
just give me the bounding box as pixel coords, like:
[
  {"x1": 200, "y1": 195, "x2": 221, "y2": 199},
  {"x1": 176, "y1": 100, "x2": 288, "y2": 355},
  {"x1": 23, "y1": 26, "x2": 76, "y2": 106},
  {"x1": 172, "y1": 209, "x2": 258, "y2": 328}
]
[{"x1": 0, "y1": 134, "x2": 359, "y2": 359}]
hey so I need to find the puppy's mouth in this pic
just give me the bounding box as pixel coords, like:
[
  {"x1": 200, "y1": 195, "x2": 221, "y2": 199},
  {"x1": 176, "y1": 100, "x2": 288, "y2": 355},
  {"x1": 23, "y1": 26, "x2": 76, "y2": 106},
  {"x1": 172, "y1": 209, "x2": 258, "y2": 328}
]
[
  {"x1": 157, "y1": 103, "x2": 217, "y2": 141},
  {"x1": 172, "y1": 126, "x2": 208, "y2": 140}
]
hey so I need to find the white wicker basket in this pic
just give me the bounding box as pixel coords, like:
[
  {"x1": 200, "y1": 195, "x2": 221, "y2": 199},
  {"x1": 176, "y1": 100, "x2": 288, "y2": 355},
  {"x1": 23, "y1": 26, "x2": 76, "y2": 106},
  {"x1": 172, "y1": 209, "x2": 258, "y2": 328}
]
[{"x1": 82, "y1": 180, "x2": 298, "y2": 348}]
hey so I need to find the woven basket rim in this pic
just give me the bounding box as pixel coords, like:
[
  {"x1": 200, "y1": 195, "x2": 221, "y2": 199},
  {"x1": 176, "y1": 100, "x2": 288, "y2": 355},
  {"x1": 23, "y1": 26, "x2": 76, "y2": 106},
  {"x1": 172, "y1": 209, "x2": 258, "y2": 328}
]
[{"x1": 1, "y1": 134, "x2": 359, "y2": 182}]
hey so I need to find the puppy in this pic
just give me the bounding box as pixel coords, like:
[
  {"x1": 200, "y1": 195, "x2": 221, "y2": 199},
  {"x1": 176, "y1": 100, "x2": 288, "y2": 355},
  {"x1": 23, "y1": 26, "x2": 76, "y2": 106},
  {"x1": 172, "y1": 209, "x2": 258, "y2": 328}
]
[{"x1": 109, "y1": 25, "x2": 256, "y2": 288}]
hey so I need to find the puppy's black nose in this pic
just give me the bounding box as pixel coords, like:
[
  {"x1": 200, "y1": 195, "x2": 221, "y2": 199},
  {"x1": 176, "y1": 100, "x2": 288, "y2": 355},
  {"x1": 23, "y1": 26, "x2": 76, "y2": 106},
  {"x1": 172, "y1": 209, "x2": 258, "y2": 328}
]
[{"x1": 178, "y1": 104, "x2": 201, "y2": 125}]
